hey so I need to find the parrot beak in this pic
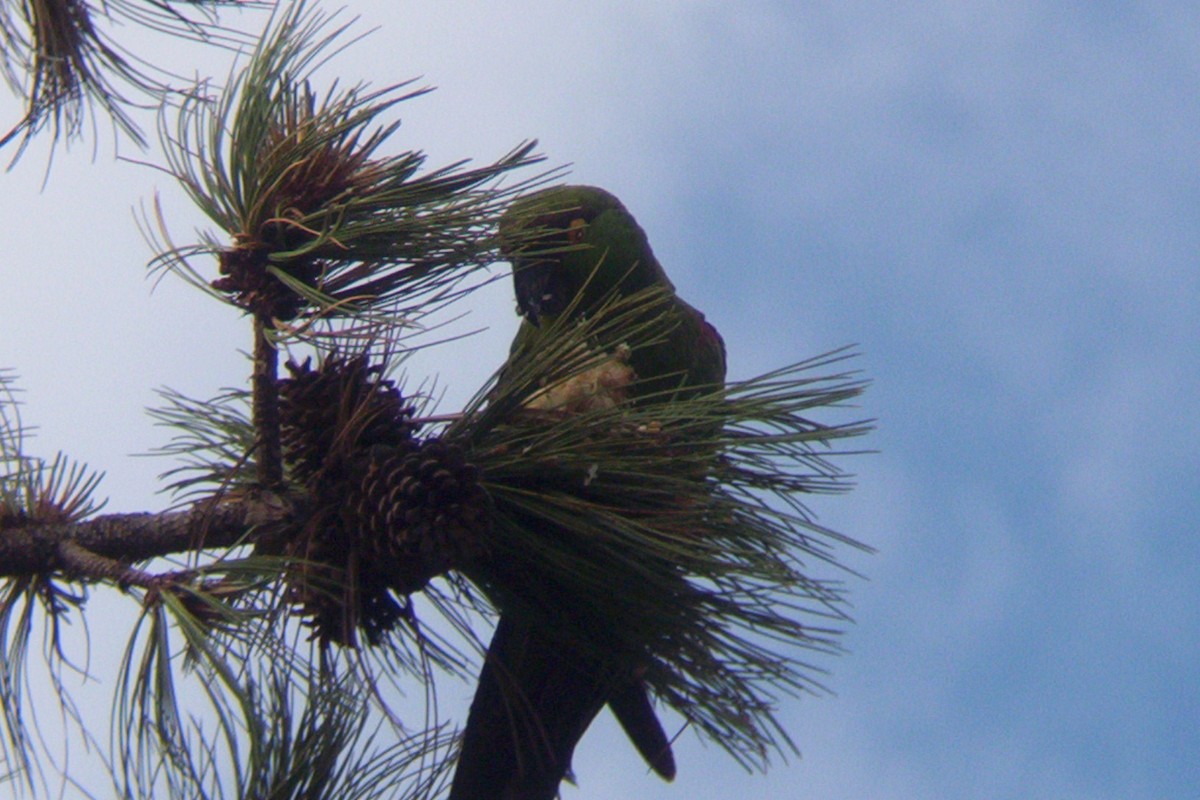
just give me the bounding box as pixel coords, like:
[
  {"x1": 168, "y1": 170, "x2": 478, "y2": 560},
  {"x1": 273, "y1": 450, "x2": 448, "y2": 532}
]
[
  {"x1": 512, "y1": 256, "x2": 566, "y2": 326},
  {"x1": 522, "y1": 306, "x2": 543, "y2": 327}
]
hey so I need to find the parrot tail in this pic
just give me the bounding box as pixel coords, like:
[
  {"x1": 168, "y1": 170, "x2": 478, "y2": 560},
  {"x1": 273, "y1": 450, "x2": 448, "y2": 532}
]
[
  {"x1": 450, "y1": 615, "x2": 677, "y2": 799},
  {"x1": 608, "y1": 680, "x2": 677, "y2": 780}
]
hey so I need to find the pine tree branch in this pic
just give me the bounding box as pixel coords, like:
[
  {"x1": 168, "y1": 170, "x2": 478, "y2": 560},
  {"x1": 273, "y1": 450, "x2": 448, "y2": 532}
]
[
  {"x1": 0, "y1": 494, "x2": 292, "y2": 578},
  {"x1": 252, "y1": 311, "x2": 284, "y2": 488}
]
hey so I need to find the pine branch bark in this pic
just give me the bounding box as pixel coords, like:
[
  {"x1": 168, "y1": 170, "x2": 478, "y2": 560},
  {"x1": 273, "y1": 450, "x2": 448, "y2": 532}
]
[{"x1": 0, "y1": 495, "x2": 292, "y2": 579}]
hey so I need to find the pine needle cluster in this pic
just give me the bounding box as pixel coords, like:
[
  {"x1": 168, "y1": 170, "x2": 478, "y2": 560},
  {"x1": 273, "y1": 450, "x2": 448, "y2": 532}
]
[
  {"x1": 1, "y1": 0, "x2": 266, "y2": 155},
  {"x1": 153, "y1": 3, "x2": 545, "y2": 329},
  {"x1": 449, "y1": 296, "x2": 871, "y2": 767},
  {"x1": 0, "y1": 1, "x2": 874, "y2": 796}
]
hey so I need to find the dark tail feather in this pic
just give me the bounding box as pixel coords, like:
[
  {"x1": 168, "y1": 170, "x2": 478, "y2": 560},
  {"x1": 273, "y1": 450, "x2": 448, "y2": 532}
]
[
  {"x1": 450, "y1": 615, "x2": 677, "y2": 798},
  {"x1": 608, "y1": 681, "x2": 677, "y2": 780},
  {"x1": 450, "y1": 615, "x2": 606, "y2": 800}
]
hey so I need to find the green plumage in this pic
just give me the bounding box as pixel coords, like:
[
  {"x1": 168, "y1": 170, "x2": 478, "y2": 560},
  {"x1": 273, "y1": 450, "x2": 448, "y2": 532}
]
[
  {"x1": 449, "y1": 186, "x2": 726, "y2": 800},
  {"x1": 503, "y1": 185, "x2": 726, "y2": 403}
]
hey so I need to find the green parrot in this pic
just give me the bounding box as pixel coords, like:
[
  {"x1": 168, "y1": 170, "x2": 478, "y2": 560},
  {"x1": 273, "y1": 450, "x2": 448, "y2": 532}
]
[{"x1": 449, "y1": 186, "x2": 726, "y2": 800}]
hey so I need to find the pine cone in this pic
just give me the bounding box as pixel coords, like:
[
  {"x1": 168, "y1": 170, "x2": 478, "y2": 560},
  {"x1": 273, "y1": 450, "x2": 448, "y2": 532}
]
[
  {"x1": 275, "y1": 353, "x2": 420, "y2": 646},
  {"x1": 283, "y1": 435, "x2": 491, "y2": 646},
  {"x1": 286, "y1": 496, "x2": 406, "y2": 648},
  {"x1": 349, "y1": 439, "x2": 492, "y2": 595},
  {"x1": 212, "y1": 247, "x2": 321, "y2": 319},
  {"x1": 279, "y1": 354, "x2": 419, "y2": 484},
  {"x1": 276, "y1": 355, "x2": 491, "y2": 646}
]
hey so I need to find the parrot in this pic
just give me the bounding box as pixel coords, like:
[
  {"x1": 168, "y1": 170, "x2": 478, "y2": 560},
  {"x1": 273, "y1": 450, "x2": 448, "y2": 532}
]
[{"x1": 449, "y1": 186, "x2": 726, "y2": 800}]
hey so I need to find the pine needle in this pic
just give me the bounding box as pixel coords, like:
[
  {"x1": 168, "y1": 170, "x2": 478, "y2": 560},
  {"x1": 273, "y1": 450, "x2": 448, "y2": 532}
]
[{"x1": 453, "y1": 291, "x2": 872, "y2": 767}]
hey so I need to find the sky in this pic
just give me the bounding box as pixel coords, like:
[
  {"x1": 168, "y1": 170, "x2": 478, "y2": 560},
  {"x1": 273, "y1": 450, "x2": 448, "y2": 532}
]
[{"x1": 3, "y1": 2, "x2": 1199, "y2": 799}]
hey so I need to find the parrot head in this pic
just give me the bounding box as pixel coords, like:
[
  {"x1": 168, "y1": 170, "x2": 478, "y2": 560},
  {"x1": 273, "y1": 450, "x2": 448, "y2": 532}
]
[{"x1": 499, "y1": 185, "x2": 674, "y2": 326}]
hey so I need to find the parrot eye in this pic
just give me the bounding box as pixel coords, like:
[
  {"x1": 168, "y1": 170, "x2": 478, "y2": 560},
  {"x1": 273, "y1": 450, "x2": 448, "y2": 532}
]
[{"x1": 567, "y1": 217, "x2": 587, "y2": 244}]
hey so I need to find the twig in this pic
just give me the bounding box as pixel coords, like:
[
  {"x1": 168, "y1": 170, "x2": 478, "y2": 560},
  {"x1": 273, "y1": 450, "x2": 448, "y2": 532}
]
[{"x1": 0, "y1": 495, "x2": 292, "y2": 578}]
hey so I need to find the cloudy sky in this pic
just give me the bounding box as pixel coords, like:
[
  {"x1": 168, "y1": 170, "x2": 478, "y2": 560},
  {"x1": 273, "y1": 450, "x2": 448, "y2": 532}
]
[{"x1": 3, "y1": 2, "x2": 1197, "y2": 799}]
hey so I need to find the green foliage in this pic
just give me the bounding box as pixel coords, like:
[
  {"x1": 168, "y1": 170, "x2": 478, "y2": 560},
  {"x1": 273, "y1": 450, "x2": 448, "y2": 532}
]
[
  {"x1": 149, "y1": 1, "x2": 550, "y2": 335},
  {"x1": 0, "y1": 370, "x2": 105, "y2": 797},
  {"x1": 454, "y1": 291, "x2": 871, "y2": 768},
  {"x1": 145, "y1": 386, "x2": 257, "y2": 501},
  {"x1": 114, "y1": 580, "x2": 459, "y2": 799},
  {"x1": 0, "y1": 0, "x2": 874, "y2": 795},
  {"x1": 0, "y1": 0, "x2": 268, "y2": 157}
]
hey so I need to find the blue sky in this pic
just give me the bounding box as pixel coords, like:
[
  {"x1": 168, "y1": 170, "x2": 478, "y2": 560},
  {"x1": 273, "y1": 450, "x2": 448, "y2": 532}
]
[{"x1": 3, "y1": 3, "x2": 1198, "y2": 798}]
